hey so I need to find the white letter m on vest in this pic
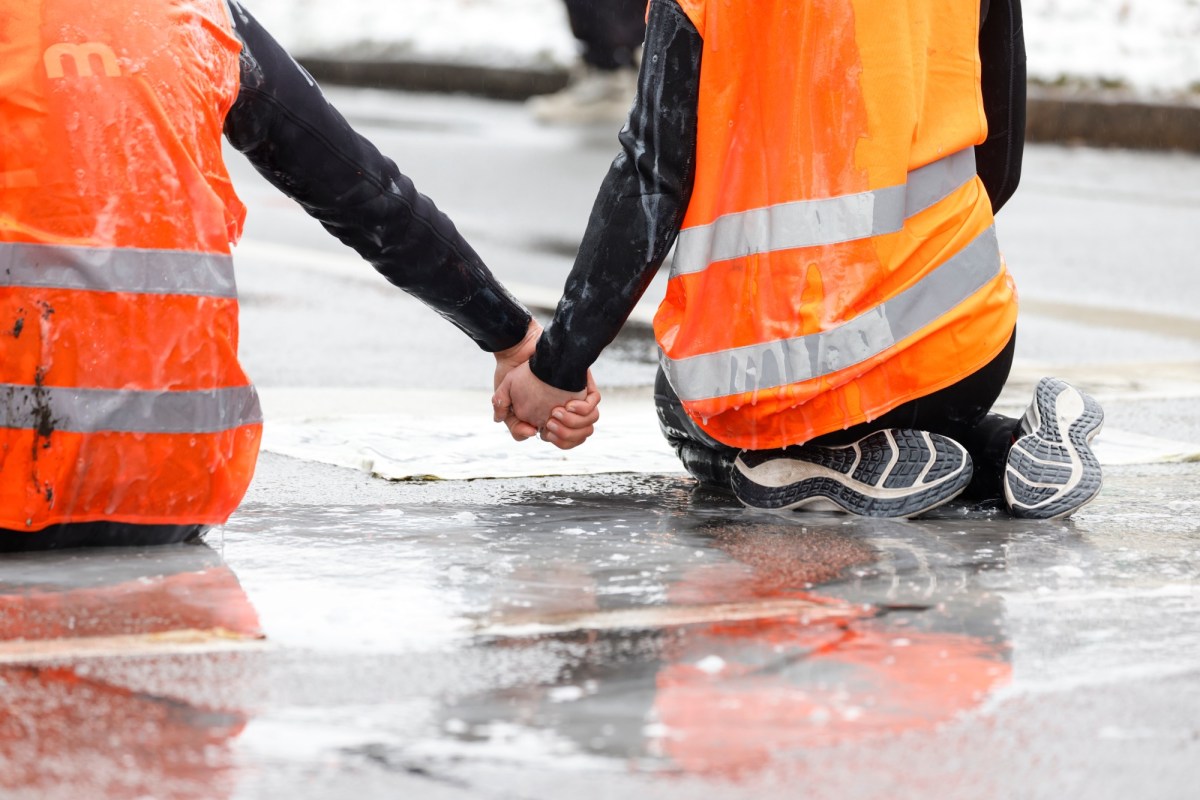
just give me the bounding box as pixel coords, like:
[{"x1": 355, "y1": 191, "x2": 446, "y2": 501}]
[{"x1": 44, "y1": 42, "x2": 122, "y2": 79}]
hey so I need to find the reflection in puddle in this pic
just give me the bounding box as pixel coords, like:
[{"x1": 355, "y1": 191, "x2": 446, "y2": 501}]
[
  {"x1": 12, "y1": 470, "x2": 1183, "y2": 792},
  {"x1": 230, "y1": 477, "x2": 1014, "y2": 781},
  {"x1": 0, "y1": 545, "x2": 262, "y2": 799},
  {"x1": 430, "y1": 512, "x2": 1013, "y2": 778},
  {"x1": 650, "y1": 619, "x2": 1008, "y2": 776}
]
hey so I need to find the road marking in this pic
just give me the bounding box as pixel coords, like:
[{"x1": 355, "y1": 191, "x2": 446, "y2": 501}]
[
  {"x1": 1022, "y1": 298, "x2": 1200, "y2": 342},
  {"x1": 0, "y1": 629, "x2": 269, "y2": 665},
  {"x1": 474, "y1": 598, "x2": 869, "y2": 638}
]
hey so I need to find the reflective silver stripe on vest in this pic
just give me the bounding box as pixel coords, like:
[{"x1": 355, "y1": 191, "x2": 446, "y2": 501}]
[
  {"x1": 663, "y1": 225, "x2": 1002, "y2": 403},
  {"x1": 672, "y1": 147, "x2": 978, "y2": 277},
  {"x1": 0, "y1": 384, "x2": 262, "y2": 434},
  {"x1": 0, "y1": 242, "x2": 237, "y2": 298}
]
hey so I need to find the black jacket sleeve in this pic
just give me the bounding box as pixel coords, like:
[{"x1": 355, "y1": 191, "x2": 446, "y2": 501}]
[
  {"x1": 529, "y1": 0, "x2": 702, "y2": 392},
  {"x1": 977, "y1": 0, "x2": 1026, "y2": 213},
  {"x1": 220, "y1": 0, "x2": 530, "y2": 353}
]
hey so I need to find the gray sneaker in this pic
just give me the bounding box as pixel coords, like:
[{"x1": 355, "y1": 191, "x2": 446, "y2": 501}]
[
  {"x1": 1004, "y1": 377, "x2": 1104, "y2": 520},
  {"x1": 732, "y1": 429, "x2": 973, "y2": 519}
]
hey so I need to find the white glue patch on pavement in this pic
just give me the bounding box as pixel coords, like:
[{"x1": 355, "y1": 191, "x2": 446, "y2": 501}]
[
  {"x1": 1000, "y1": 363, "x2": 1200, "y2": 466},
  {"x1": 258, "y1": 388, "x2": 684, "y2": 481},
  {"x1": 258, "y1": 387, "x2": 1200, "y2": 481},
  {"x1": 1091, "y1": 430, "x2": 1200, "y2": 466}
]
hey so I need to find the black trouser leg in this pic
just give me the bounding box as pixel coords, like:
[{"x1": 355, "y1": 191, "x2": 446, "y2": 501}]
[
  {"x1": 0, "y1": 522, "x2": 208, "y2": 552},
  {"x1": 654, "y1": 329, "x2": 1020, "y2": 501},
  {"x1": 655, "y1": 367, "x2": 738, "y2": 491},
  {"x1": 949, "y1": 412, "x2": 1023, "y2": 500},
  {"x1": 562, "y1": 0, "x2": 648, "y2": 70}
]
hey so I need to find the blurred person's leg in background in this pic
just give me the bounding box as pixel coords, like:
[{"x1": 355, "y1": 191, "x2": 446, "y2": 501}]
[{"x1": 530, "y1": 0, "x2": 647, "y2": 124}]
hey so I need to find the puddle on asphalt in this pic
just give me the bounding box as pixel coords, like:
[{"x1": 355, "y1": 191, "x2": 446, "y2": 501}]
[
  {"x1": 2, "y1": 471, "x2": 1197, "y2": 792},
  {"x1": 0, "y1": 543, "x2": 264, "y2": 799},
  {"x1": 217, "y1": 477, "x2": 1042, "y2": 778}
]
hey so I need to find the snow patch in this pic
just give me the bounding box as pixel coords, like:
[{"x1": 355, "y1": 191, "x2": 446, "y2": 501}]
[{"x1": 244, "y1": 0, "x2": 1200, "y2": 94}]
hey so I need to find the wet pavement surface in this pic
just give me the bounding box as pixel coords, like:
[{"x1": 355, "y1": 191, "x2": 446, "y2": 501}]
[
  {"x1": 3, "y1": 88, "x2": 1200, "y2": 798},
  {"x1": 4, "y1": 460, "x2": 1198, "y2": 799}
]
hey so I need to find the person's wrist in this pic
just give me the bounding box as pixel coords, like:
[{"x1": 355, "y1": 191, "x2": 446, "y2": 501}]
[{"x1": 494, "y1": 319, "x2": 542, "y2": 367}]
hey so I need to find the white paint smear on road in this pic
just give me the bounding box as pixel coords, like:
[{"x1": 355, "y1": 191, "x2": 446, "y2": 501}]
[
  {"x1": 258, "y1": 387, "x2": 1200, "y2": 481},
  {"x1": 259, "y1": 389, "x2": 684, "y2": 481}
]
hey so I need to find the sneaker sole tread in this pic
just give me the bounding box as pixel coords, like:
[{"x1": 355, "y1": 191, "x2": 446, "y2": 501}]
[
  {"x1": 733, "y1": 430, "x2": 972, "y2": 519},
  {"x1": 1005, "y1": 378, "x2": 1104, "y2": 520}
]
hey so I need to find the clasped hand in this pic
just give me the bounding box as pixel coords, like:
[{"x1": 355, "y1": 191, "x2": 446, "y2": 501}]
[{"x1": 491, "y1": 321, "x2": 600, "y2": 450}]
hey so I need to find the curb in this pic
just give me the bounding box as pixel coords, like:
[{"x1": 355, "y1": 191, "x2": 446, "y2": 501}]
[
  {"x1": 300, "y1": 57, "x2": 569, "y2": 103},
  {"x1": 1027, "y1": 86, "x2": 1200, "y2": 153},
  {"x1": 300, "y1": 57, "x2": 1200, "y2": 154}
]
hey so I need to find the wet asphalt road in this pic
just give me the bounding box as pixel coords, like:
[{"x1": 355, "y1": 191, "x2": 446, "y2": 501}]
[{"x1": 2, "y1": 88, "x2": 1199, "y2": 799}]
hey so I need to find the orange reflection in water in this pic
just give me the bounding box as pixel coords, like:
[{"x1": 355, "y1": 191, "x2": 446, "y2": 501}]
[
  {"x1": 0, "y1": 565, "x2": 262, "y2": 641},
  {"x1": 645, "y1": 523, "x2": 1012, "y2": 778},
  {"x1": 0, "y1": 553, "x2": 262, "y2": 799},
  {"x1": 652, "y1": 613, "x2": 1011, "y2": 777},
  {"x1": 0, "y1": 663, "x2": 248, "y2": 799}
]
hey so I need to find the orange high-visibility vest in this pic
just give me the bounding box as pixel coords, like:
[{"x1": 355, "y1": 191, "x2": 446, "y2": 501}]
[
  {"x1": 0, "y1": 0, "x2": 261, "y2": 531},
  {"x1": 655, "y1": 0, "x2": 1018, "y2": 450}
]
